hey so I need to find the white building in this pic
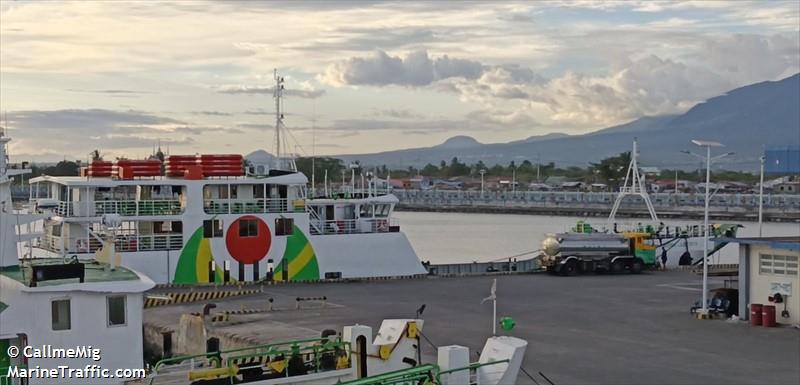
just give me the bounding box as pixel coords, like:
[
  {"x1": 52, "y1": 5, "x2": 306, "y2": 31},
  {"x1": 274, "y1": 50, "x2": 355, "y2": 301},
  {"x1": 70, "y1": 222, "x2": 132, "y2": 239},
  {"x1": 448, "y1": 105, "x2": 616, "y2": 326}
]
[
  {"x1": 0, "y1": 263, "x2": 155, "y2": 384},
  {"x1": 732, "y1": 237, "x2": 800, "y2": 326}
]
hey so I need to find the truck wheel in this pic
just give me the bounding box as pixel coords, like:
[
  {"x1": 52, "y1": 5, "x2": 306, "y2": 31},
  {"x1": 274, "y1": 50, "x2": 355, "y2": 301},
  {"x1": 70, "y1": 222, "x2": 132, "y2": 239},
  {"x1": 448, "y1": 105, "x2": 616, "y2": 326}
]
[
  {"x1": 611, "y1": 260, "x2": 625, "y2": 274},
  {"x1": 631, "y1": 258, "x2": 644, "y2": 274},
  {"x1": 563, "y1": 260, "x2": 578, "y2": 276}
]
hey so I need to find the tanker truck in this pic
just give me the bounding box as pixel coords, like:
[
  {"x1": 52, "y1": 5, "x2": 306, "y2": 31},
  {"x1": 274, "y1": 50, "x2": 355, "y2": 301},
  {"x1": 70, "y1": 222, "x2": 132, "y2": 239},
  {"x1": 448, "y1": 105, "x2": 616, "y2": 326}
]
[{"x1": 540, "y1": 230, "x2": 657, "y2": 276}]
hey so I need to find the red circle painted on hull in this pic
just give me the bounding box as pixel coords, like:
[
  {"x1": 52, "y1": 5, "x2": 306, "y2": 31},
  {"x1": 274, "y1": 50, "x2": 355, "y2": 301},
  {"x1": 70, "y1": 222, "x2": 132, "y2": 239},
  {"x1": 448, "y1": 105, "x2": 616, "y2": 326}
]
[{"x1": 225, "y1": 216, "x2": 271, "y2": 264}]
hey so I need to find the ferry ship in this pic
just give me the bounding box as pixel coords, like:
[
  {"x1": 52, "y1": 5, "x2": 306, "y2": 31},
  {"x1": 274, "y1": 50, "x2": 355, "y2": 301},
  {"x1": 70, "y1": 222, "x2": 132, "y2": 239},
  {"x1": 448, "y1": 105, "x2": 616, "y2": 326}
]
[{"x1": 23, "y1": 73, "x2": 426, "y2": 284}]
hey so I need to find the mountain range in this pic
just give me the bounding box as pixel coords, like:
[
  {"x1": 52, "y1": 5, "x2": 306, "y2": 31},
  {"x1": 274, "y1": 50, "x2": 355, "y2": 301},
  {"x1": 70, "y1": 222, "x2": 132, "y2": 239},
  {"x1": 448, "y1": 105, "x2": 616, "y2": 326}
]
[{"x1": 251, "y1": 73, "x2": 799, "y2": 172}]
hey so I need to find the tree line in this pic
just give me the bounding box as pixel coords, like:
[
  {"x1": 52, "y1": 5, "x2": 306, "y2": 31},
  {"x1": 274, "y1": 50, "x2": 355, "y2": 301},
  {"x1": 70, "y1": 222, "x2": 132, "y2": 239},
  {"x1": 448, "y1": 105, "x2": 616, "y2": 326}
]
[{"x1": 12, "y1": 152, "x2": 760, "y2": 189}]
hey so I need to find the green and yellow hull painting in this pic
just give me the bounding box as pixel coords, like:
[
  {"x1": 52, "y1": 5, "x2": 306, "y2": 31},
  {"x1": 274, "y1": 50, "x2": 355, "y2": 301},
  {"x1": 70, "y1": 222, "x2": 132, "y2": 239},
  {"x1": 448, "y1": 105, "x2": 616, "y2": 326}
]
[
  {"x1": 274, "y1": 225, "x2": 320, "y2": 281},
  {"x1": 174, "y1": 227, "x2": 225, "y2": 284}
]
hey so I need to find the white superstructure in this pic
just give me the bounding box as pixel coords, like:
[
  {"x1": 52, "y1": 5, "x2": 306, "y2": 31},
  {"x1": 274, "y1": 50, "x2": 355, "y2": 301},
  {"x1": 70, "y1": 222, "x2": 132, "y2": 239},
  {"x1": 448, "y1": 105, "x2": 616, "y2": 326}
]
[{"x1": 26, "y1": 172, "x2": 425, "y2": 284}]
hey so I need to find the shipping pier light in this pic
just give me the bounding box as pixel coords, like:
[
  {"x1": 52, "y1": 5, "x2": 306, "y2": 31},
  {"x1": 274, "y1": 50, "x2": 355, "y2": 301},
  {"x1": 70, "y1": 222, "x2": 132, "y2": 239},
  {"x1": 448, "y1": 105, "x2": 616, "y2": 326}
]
[{"x1": 683, "y1": 139, "x2": 732, "y2": 316}]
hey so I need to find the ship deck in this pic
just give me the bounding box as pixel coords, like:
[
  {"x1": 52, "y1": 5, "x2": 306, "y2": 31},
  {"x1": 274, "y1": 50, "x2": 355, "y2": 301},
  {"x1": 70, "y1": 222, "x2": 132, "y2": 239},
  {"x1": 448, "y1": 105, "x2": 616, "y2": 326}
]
[{"x1": 145, "y1": 271, "x2": 800, "y2": 385}]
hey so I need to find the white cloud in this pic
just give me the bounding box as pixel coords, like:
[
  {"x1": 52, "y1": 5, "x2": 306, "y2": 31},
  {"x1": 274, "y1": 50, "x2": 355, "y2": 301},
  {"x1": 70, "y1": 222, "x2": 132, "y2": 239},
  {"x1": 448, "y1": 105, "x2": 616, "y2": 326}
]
[
  {"x1": 321, "y1": 50, "x2": 484, "y2": 87},
  {"x1": 1, "y1": 0, "x2": 798, "y2": 156}
]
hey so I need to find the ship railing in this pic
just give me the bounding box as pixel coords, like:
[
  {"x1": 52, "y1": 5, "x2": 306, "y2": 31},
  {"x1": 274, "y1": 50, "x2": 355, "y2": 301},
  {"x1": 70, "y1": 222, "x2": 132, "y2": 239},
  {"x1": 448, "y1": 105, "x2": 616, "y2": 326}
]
[
  {"x1": 203, "y1": 198, "x2": 288, "y2": 214},
  {"x1": 36, "y1": 233, "x2": 183, "y2": 254},
  {"x1": 309, "y1": 218, "x2": 398, "y2": 235},
  {"x1": 148, "y1": 337, "x2": 351, "y2": 385},
  {"x1": 115, "y1": 234, "x2": 184, "y2": 252},
  {"x1": 53, "y1": 199, "x2": 182, "y2": 217},
  {"x1": 577, "y1": 221, "x2": 723, "y2": 238}
]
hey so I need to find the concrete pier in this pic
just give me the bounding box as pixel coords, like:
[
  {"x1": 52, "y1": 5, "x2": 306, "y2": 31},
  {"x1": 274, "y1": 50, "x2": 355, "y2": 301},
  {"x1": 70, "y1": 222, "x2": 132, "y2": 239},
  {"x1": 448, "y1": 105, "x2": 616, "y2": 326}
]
[{"x1": 143, "y1": 271, "x2": 800, "y2": 384}]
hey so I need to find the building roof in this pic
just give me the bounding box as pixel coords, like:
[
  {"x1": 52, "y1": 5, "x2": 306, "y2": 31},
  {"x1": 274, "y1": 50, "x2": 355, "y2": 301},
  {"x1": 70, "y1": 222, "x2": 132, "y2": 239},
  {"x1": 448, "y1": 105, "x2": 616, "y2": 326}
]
[
  {"x1": 0, "y1": 258, "x2": 150, "y2": 289},
  {"x1": 718, "y1": 237, "x2": 800, "y2": 251}
]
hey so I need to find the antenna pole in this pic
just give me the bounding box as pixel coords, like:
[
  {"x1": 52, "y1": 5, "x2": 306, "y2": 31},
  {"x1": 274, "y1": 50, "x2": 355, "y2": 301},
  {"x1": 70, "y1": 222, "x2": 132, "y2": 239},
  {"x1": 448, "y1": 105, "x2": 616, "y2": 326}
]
[
  {"x1": 273, "y1": 69, "x2": 284, "y2": 170},
  {"x1": 311, "y1": 99, "x2": 316, "y2": 197}
]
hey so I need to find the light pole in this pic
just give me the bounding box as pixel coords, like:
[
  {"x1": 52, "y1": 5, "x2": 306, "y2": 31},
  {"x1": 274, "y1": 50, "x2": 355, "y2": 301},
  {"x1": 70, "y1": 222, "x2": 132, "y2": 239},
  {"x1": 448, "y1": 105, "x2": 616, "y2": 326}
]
[
  {"x1": 683, "y1": 141, "x2": 733, "y2": 315},
  {"x1": 512, "y1": 165, "x2": 516, "y2": 194},
  {"x1": 759, "y1": 155, "x2": 765, "y2": 237},
  {"x1": 480, "y1": 169, "x2": 486, "y2": 197}
]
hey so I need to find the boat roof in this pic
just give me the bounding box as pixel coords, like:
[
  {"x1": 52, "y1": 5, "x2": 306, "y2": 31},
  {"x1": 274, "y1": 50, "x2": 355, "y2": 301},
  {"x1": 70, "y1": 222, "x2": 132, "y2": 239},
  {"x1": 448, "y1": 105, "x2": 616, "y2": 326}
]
[
  {"x1": 0, "y1": 258, "x2": 155, "y2": 293},
  {"x1": 307, "y1": 193, "x2": 399, "y2": 205},
  {"x1": 718, "y1": 236, "x2": 800, "y2": 251},
  {"x1": 29, "y1": 172, "x2": 308, "y2": 187}
]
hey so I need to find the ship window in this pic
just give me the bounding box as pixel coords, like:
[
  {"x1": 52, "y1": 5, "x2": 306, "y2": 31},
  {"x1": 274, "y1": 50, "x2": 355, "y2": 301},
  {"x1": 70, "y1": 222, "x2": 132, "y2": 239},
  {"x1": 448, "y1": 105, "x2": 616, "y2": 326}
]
[
  {"x1": 51, "y1": 299, "x2": 71, "y2": 331},
  {"x1": 239, "y1": 219, "x2": 258, "y2": 237},
  {"x1": 374, "y1": 204, "x2": 390, "y2": 218},
  {"x1": 343, "y1": 205, "x2": 355, "y2": 220},
  {"x1": 203, "y1": 219, "x2": 223, "y2": 238},
  {"x1": 254, "y1": 184, "x2": 265, "y2": 199},
  {"x1": 359, "y1": 204, "x2": 373, "y2": 217},
  {"x1": 275, "y1": 218, "x2": 294, "y2": 236},
  {"x1": 107, "y1": 296, "x2": 126, "y2": 327}
]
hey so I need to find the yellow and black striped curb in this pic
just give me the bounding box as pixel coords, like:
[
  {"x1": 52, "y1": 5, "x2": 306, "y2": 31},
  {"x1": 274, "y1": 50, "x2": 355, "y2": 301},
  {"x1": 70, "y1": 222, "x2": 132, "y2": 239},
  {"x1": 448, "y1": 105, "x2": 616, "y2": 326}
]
[
  {"x1": 145, "y1": 289, "x2": 261, "y2": 308},
  {"x1": 191, "y1": 308, "x2": 269, "y2": 317},
  {"x1": 151, "y1": 274, "x2": 431, "y2": 290}
]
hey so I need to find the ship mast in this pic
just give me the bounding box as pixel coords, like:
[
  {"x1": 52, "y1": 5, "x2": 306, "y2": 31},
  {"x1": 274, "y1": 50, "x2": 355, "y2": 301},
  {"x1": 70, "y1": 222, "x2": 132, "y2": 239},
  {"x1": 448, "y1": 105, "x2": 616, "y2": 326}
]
[
  {"x1": 274, "y1": 69, "x2": 284, "y2": 169},
  {"x1": 272, "y1": 69, "x2": 296, "y2": 172},
  {"x1": 608, "y1": 139, "x2": 659, "y2": 224}
]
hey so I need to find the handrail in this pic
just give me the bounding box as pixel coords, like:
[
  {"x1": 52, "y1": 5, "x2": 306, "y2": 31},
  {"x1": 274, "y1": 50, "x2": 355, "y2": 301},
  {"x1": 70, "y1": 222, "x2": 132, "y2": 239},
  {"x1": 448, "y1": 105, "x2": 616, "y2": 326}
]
[
  {"x1": 203, "y1": 198, "x2": 288, "y2": 214},
  {"x1": 309, "y1": 218, "x2": 397, "y2": 235},
  {"x1": 38, "y1": 233, "x2": 183, "y2": 254},
  {"x1": 53, "y1": 199, "x2": 182, "y2": 217},
  {"x1": 436, "y1": 359, "x2": 509, "y2": 376},
  {"x1": 152, "y1": 337, "x2": 344, "y2": 372}
]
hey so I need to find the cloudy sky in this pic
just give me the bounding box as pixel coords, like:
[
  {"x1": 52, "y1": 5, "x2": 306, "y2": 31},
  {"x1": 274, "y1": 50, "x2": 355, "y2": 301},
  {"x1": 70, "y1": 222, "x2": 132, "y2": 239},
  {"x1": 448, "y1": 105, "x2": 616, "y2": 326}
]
[{"x1": 1, "y1": 0, "x2": 798, "y2": 162}]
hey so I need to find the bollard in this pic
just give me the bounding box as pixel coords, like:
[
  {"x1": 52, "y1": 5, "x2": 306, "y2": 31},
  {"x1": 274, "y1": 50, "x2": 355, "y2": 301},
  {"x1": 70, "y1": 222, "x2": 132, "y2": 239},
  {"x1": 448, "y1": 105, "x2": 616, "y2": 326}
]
[
  {"x1": 268, "y1": 297, "x2": 274, "y2": 311},
  {"x1": 202, "y1": 303, "x2": 217, "y2": 317}
]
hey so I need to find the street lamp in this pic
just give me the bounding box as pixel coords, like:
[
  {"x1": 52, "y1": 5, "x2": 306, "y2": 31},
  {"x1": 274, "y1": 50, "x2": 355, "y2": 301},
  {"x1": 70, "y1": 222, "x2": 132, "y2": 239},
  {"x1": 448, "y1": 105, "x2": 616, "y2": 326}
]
[
  {"x1": 512, "y1": 156, "x2": 523, "y2": 195},
  {"x1": 480, "y1": 169, "x2": 486, "y2": 196},
  {"x1": 682, "y1": 140, "x2": 733, "y2": 315},
  {"x1": 759, "y1": 155, "x2": 765, "y2": 237}
]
